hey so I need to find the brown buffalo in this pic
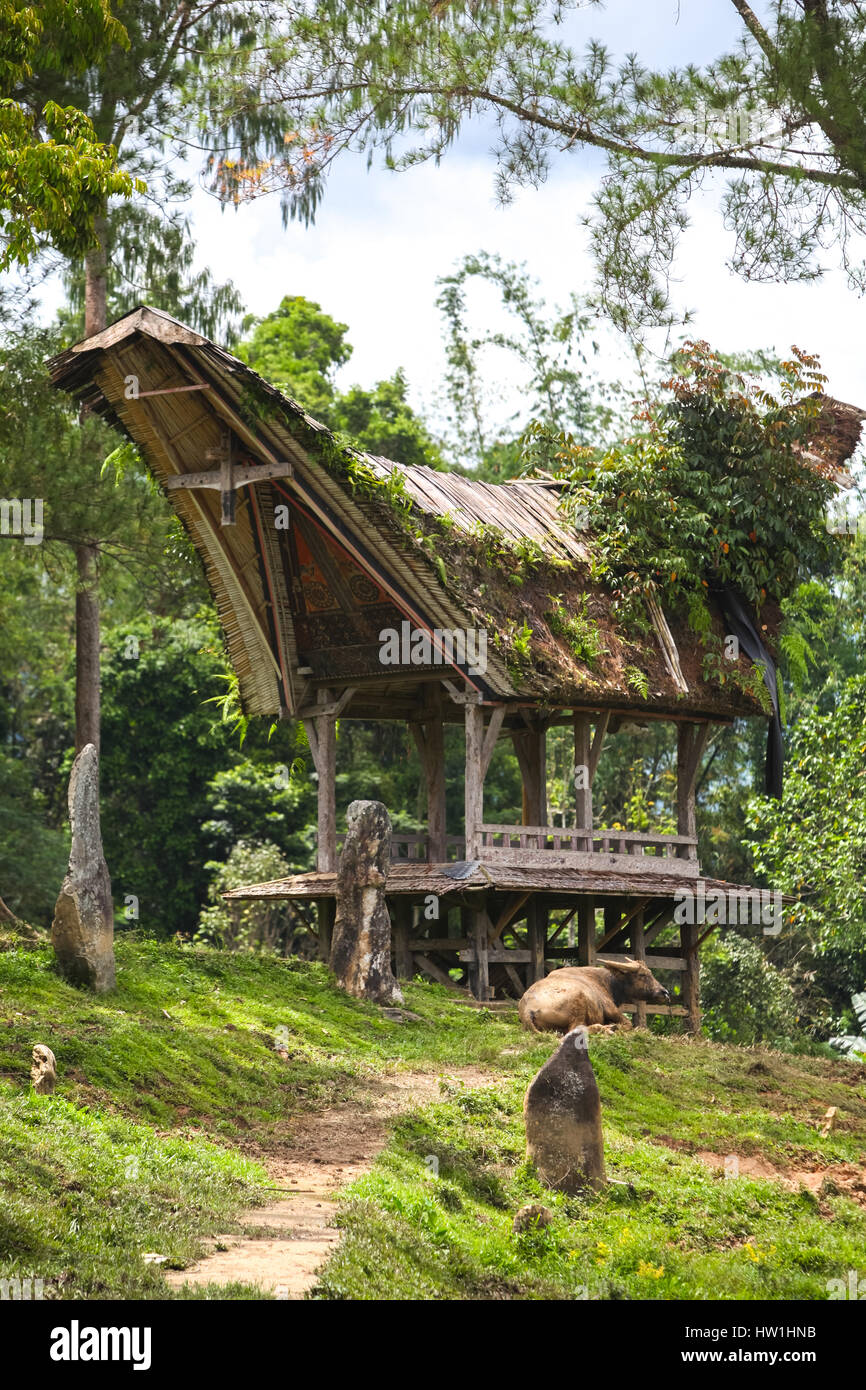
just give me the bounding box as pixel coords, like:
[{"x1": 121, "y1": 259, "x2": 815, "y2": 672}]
[{"x1": 518, "y1": 959, "x2": 671, "y2": 1034}]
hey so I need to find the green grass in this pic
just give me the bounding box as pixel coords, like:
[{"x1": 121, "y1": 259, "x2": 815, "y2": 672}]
[
  {"x1": 1, "y1": 929, "x2": 864, "y2": 1300},
  {"x1": 0, "y1": 930, "x2": 542, "y2": 1136},
  {"x1": 0, "y1": 1089, "x2": 261, "y2": 1299},
  {"x1": 0, "y1": 928, "x2": 542, "y2": 1299},
  {"x1": 313, "y1": 1034, "x2": 866, "y2": 1301}
]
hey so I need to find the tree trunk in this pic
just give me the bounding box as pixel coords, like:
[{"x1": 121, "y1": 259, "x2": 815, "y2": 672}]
[
  {"x1": 77, "y1": 209, "x2": 107, "y2": 754},
  {"x1": 84, "y1": 213, "x2": 108, "y2": 339},
  {"x1": 75, "y1": 542, "x2": 100, "y2": 753},
  {"x1": 52, "y1": 211, "x2": 114, "y2": 988}
]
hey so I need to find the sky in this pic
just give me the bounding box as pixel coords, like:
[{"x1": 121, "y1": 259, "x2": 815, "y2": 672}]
[{"x1": 37, "y1": 1, "x2": 866, "y2": 447}]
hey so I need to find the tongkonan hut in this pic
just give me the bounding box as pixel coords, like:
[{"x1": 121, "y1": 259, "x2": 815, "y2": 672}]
[{"x1": 49, "y1": 307, "x2": 865, "y2": 1029}]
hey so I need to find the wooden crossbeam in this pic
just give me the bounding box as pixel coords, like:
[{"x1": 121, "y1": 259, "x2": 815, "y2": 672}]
[
  {"x1": 596, "y1": 896, "x2": 651, "y2": 951},
  {"x1": 413, "y1": 953, "x2": 460, "y2": 988},
  {"x1": 548, "y1": 903, "x2": 578, "y2": 945},
  {"x1": 489, "y1": 890, "x2": 532, "y2": 944},
  {"x1": 164, "y1": 458, "x2": 293, "y2": 492}
]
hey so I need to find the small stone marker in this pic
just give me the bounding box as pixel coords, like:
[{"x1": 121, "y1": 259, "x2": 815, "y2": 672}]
[
  {"x1": 31, "y1": 1044, "x2": 57, "y2": 1095},
  {"x1": 329, "y1": 800, "x2": 403, "y2": 1005},
  {"x1": 513, "y1": 1203, "x2": 553, "y2": 1234},
  {"x1": 51, "y1": 744, "x2": 116, "y2": 993},
  {"x1": 523, "y1": 1026, "x2": 606, "y2": 1194}
]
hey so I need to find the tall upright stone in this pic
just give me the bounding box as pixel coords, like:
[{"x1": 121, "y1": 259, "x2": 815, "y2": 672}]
[
  {"x1": 329, "y1": 800, "x2": 403, "y2": 1005},
  {"x1": 524, "y1": 1027, "x2": 606, "y2": 1193},
  {"x1": 51, "y1": 743, "x2": 116, "y2": 992}
]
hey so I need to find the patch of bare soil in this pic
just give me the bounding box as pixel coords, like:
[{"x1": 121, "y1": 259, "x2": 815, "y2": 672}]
[
  {"x1": 165, "y1": 1066, "x2": 496, "y2": 1300},
  {"x1": 686, "y1": 1148, "x2": 866, "y2": 1206}
]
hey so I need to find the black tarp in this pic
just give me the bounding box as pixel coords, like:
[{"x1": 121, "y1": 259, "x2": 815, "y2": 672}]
[{"x1": 714, "y1": 586, "x2": 783, "y2": 799}]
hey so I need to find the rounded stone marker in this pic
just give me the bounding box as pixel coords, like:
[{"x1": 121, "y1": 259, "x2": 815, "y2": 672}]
[{"x1": 524, "y1": 1026, "x2": 606, "y2": 1194}]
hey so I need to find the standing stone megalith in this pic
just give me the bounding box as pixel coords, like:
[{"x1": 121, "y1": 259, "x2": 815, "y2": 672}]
[
  {"x1": 329, "y1": 800, "x2": 403, "y2": 1005},
  {"x1": 524, "y1": 1027, "x2": 606, "y2": 1193},
  {"x1": 51, "y1": 743, "x2": 116, "y2": 992},
  {"x1": 31, "y1": 1044, "x2": 57, "y2": 1095}
]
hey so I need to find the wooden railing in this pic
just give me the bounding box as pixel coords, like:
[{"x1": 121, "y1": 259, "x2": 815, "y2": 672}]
[
  {"x1": 337, "y1": 826, "x2": 697, "y2": 874},
  {"x1": 336, "y1": 833, "x2": 466, "y2": 863},
  {"x1": 475, "y1": 823, "x2": 699, "y2": 876}
]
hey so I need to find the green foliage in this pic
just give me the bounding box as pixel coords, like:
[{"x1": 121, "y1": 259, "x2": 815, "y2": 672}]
[
  {"x1": 214, "y1": 2, "x2": 866, "y2": 328},
  {"x1": 0, "y1": 752, "x2": 67, "y2": 923},
  {"x1": 195, "y1": 840, "x2": 314, "y2": 956},
  {"x1": 99, "y1": 614, "x2": 239, "y2": 936},
  {"x1": 238, "y1": 294, "x2": 443, "y2": 467},
  {"x1": 624, "y1": 665, "x2": 649, "y2": 700},
  {"x1": 545, "y1": 594, "x2": 605, "y2": 667},
  {"x1": 830, "y1": 993, "x2": 866, "y2": 1063},
  {"x1": 201, "y1": 760, "x2": 314, "y2": 865},
  {"x1": 701, "y1": 933, "x2": 801, "y2": 1046},
  {"x1": 332, "y1": 370, "x2": 444, "y2": 469},
  {"x1": 551, "y1": 343, "x2": 840, "y2": 633},
  {"x1": 0, "y1": 0, "x2": 137, "y2": 268},
  {"x1": 746, "y1": 674, "x2": 866, "y2": 1026},
  {"x1": 236, "y1": 294, "x2": 352, "y2": 418}
]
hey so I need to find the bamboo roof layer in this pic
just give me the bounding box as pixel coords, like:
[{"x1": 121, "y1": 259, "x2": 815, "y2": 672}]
[{"x1": 48, "y1": 306, "x2": 865, "y2": 724}]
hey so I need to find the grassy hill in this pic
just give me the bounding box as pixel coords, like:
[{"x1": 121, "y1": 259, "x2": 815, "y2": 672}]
[{"x1": 0, "y1": 928, "x2": 864, "y2": 1301}]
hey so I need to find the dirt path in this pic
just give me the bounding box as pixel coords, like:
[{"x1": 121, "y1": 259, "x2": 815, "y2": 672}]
[{"x1": 165, "y1": 1066, "x2": 496, "y2": 1299}]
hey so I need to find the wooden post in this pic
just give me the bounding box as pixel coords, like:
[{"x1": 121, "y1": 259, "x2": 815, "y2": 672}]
[
  {"x1": 316, "y1": 899, "x2": 335, "y2": 963},
  {"x1": 681, "y1": 919, "x2": 701, "y2": 1033},
  {"x1": 573, "y1": 714, "x2": 592, "y2": 832},
  {"x1": 393, "y1": 900, "x2": 414, "y2": 980},
  {"x1": 303, "y1": 689, "x2": 337, "y2": 872},
  {"x1": 631, "y1": 908, "x2": 647, "y2": 1028},
  {"x1": 411, "y1": 686, "x2": 447, "y2": 862},
  {"x1": 573, "y1": 710, "x2": 608, "y2": 838},
  {"x1": 463, "y1": 701, "x2": 504, "y2": 860},
  {"x1": 512, "y1": 723, "x2": 547, "y2": 829},
  {"x1": 577, "y1": 897, "x2": 595, "y2": 966},
  {"x1": 677, "y1": 722, "x2": 710, "y2": 860},
  {"x1": 464, "y1": 701, "x2": 485, "y2": 860},
  {"x1": 527, "y1": 899, "x2": 547, "y2": 982},
  {"x1": 473, "y1": 908, "x2": 490, "y2": 1001}
]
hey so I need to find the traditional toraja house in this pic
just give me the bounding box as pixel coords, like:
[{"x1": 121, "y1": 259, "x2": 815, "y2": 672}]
[{"x1": 49, "y1": 307, "x2": 865, "y2": 1028}]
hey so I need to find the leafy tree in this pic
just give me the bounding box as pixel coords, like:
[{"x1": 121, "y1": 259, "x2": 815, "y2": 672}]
[
  {"x1": 0, "y1": 0, "x2": 135, "y2": 270},
  {"x1": 237, "y1": 295, "x2": 352, "y2": 417},
  {"x1": 333, "y1": 371, "x2": 444, "y2": 468},
  {"x1": 237, "y1": 294, "x2": 444, "y2": 466},
  {"x1": 195, "y1": 840, "x2": 317, "y2": 956},
  {"x1": 212, "y1": 0, "x2": 866, "y2": 327},
  {"x1": 436, "y1": 252, "x2": 598, "y2": 476},
  {"x1": 746, "y1": 674, "x2": 866, "y2": 1030},
  {"x1": 0, "y1": 324, "x2": 210, "y2": 921},
  {"x1": 701, "y1": 931, "x2": 801, "y2": 1046},
  {"x1": 4, "y1": 3, "x2": 257, "y2": 967},
  {"x1": 547, "y1": 342, "x2": 842, "y2": 625}
]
